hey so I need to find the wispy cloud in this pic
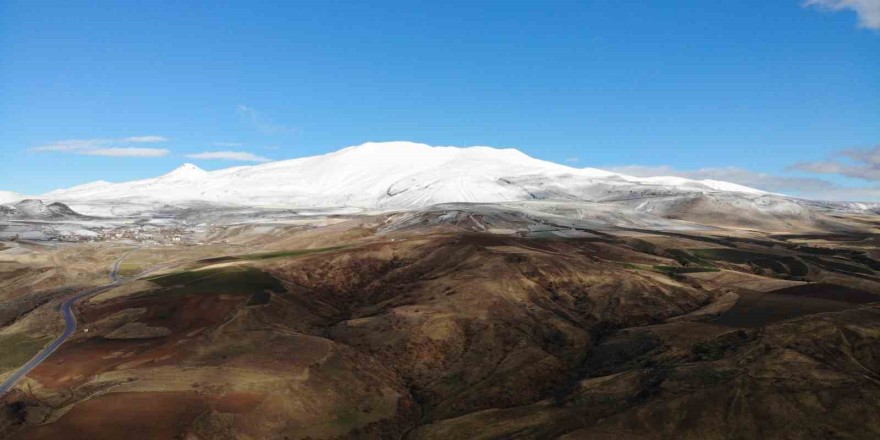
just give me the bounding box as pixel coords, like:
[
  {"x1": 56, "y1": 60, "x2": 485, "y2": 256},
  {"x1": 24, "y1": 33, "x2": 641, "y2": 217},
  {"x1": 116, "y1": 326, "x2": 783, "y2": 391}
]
[
  {"x1": 82, "y1": 148, "x2": 170, "y2": 157},
  {"x1": 32, "y1": 136, "x2": 170, "y2": 157},
  {"x1": 799, "y1": 185, "x2": 880, "y2": 201},
  {"x1": 565, "y1": 157, "x2": 579, "y2": 163},
  {"x1": 124, "y1": 136, "x2": 168, "y2": 143},
  {"x1": 212, "y1": 141, "x2": 243, "y2": 147},
  {"x1": 34, "y1": 139, "x2": 103, "y2": 152},
  {"x1": 791, "y1": 145, "x2": 880, "y2": 181},
  {"x1": 236, "y1": 105, "x2": 293, "y2": 135},
  {"x1": 606, "y1": 165, "x2": 835, "y2": 193},
  {"x1": 185, "y1": 151, "x2": 271, "y2": 162},
  {"x1": 603, "y1": 164, "x2": 880, "y2": 201},
  {"x1": 803, "y1": 0, "x2": 880, "y2": 30}
]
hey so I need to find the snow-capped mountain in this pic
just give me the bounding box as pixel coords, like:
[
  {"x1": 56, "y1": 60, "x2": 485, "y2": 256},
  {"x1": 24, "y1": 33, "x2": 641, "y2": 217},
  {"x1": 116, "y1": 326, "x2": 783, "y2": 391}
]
[{"x1": 43, "y1": 141, "x2": 770, "y2": 210}]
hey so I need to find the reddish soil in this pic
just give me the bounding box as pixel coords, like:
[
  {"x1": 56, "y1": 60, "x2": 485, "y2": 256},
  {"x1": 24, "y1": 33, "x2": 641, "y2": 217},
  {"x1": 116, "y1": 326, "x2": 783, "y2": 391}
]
[
  {"x1": 28, "y1": 338, "x2": 171, "y2": 389},
  {"x1": 30, "y1": 292, "x2": 249, "y2": 389},
  {"x1": 214, "y1": 391, "x2": 265, "y2": 413},
  {"x1": 15, "y1": 391, "x2": 212, "y2": 440},
  {"x1": 81, "y1": 292, "x2": 248, "y2": 334}
]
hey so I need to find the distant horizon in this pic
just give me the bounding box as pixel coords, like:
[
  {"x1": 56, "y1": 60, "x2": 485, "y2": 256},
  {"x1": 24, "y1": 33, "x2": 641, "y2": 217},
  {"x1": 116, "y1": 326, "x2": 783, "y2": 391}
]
[{"x1": 2, "y1": 1, "x2": 878, "y2": 200}]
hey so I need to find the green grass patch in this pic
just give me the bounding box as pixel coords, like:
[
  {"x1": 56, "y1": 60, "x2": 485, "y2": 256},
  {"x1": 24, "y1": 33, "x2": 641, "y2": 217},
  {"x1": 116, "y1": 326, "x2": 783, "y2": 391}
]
[
  {"x1": 749, "y1": 258, "x2": 788, "y2": 273},
  {"x1": 117, "y1": 262, "x2": 141, "y2": 277},
  {"x1": 0, "y1": 333, "x2": 51, "y2": 373},
  {"x1": 747, "y1": 257, "x2": 809, "y2": 277},
  {"x1": 690, "y1": 248, "x2": 814, "y2": 278},
  {"x1": 146, "y1": 266, "x2": 284, "y2": 295},
  {"x1": 196, "y1": 340, "x2": 260, "y2": 362},
  {"x1": 333, "y1": 409, "x2": 361, "y2": 431},
  {"x1": 190, "y1": 245, "x2": 349, "y2": 269},
  {"x1": 238, "y1": 245, "x2": 349, "y2": 261},
  {"x1": 652, "y1": 265, "x2": 719, "y2": 276},
  {"x1": 626, "y1": 238, "x2": 658, "y2": 254},
  {"x1": 666, "y1": 249, "x2": 714, "y2": 267},
  {"x1": 802, "y1": 255, "x2": 875, "y2": 276},
  {"x1": 690, "y1": 248, "x2": 777, "y2": 264},
  {"x1": 618, "y1": 262, "x2": 653, "y2": 271}
]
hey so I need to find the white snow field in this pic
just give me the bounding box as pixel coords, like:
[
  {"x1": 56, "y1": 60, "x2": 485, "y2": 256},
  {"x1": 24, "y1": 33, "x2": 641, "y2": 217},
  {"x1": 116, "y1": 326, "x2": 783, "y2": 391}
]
[{"x1": 42, "y1": 141, "x2": 770, "y2": 211}]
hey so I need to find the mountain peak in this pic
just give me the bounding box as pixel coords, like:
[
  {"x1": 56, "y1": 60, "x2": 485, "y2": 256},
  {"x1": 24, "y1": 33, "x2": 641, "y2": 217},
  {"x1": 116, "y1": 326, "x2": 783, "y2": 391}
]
[
  {"x1": 347, "y1": 141, "x2": 432, "y2": 151},
  {"x1": 161, "y1": 163, "x2": 208, "y2": 180},
  {"x1": 336, "y1": 141, "x2": 436, "y2": 157},
  {"x1": 335, "y1": 141, "x2": 538, "y2": 167},
  {"x1": 176, "y1": 163, "x2": 205, "y2": 172}
]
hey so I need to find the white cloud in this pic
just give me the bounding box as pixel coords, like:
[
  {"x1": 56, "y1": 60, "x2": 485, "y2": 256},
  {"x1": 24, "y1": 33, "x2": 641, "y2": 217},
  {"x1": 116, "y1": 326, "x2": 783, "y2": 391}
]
[
  {"x1": 32, "y1": 136, "x2": 171, "y2": 157},
  {"x1": 606, "y1": 165, "x2": 836, "y2": 193},
  {"x1": 799, "y1": 185, "x2": 880, "y2": 201},
  {"x1": 237, "y1": 105, "x2": 293, "y2": 135},
  {"x1": 185, "y1": 151, "x2": 271, "y2": 162},
  {"x1": 82, "y1": 148, "x2": 170, "y2": 157},
  {"x1": 804, "y1": 0, "x2": 880, "y2": 30},
  {"x1": 605, "y1": 162, "x2": 880, "y2": 201},
  {"x1": 603, "y1": 164, "x2": 880, "y2": 201},
  {"x1": 791, "y1": 145, "x2": 880, "y2": 181},
  {"x1": 33, "y1": 139, "x2": 103, "y2": 152},
  {"x1": 122, "y1": 136, "x2": 168, "y2": 143}
]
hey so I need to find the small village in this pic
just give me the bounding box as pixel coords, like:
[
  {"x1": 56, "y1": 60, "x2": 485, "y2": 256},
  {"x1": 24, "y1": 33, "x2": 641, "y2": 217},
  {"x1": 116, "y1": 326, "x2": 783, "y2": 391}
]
[{"x1": 95, "y1": 225, "x2": 193, "y2": 244}]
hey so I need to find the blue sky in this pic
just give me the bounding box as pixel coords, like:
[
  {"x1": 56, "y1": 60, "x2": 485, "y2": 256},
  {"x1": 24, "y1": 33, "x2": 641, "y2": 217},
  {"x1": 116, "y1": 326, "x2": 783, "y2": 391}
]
[{"x1": 1, "y1": 1, "x2": 878, "y2": 200}]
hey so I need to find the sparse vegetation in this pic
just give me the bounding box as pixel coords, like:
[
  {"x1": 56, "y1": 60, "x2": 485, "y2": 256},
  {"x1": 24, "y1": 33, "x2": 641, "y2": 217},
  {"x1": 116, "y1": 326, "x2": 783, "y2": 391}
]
[
  {"x1": 653, "y1": 265, "x2": 719, "y2": 276},
  {"x1": 0, "y1": 333, "x2": 51, "y2": 373},
  {"x1": 146, "y1": 266, "x2": 283, "y2": 295},
  {"x1": 227, "y1": 245, "x2": 349, "y2": 262},
  {"x1": 666, "y1": 249, "x2": 714, "y2": 267},
  {"x1": 691, "y1": 248, "x2": 777, "y2": 263}
]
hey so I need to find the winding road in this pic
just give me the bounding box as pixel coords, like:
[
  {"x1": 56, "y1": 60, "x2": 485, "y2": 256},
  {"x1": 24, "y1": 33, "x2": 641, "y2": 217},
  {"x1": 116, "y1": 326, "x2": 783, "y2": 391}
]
[{"x1": 0, "y1": 248, "x2": 136, "y2": 396}]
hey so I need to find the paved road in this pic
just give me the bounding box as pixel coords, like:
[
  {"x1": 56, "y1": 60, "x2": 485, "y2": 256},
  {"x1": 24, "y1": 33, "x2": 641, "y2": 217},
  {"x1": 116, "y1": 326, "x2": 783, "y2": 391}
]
[{"x1": 0, "y1": 249, "x2": 136, "y2": 396}]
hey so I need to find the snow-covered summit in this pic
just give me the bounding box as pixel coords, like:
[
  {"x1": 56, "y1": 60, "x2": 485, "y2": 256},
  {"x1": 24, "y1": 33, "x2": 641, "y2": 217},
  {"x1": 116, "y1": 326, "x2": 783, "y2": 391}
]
[
  {"x1": 42, "y1": 141, "x2": 768, "y2": 210},
  {"x1": 157, "y1": 163, "x2": 209, "y2": 182}
]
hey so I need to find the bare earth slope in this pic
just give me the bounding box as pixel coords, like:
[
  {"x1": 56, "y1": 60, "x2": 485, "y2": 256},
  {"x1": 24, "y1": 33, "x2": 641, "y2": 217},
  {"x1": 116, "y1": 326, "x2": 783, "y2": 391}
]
[{"x1": 0, "y1": 205, "x2": 878, "y2": 439}]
